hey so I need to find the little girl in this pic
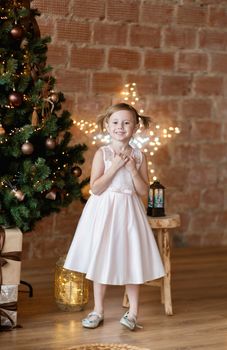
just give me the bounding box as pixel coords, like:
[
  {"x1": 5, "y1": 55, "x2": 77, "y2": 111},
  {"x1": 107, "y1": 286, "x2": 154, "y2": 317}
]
[{"x1": 64, "y1": 103, "x2": 165, "y2": 330}]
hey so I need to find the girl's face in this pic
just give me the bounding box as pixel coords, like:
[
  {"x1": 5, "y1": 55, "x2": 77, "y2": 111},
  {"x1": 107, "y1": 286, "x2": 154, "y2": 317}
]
[{"x1": 106, "y1": 110, "x2": 137, "y2": 142}]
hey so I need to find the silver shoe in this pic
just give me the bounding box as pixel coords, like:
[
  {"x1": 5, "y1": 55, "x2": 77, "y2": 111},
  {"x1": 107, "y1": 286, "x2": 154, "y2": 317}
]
[
  {"x1": 82, "y1": 311, "x2": 104, "y2": 329},
  {"x1": 120, "y1": 311, "x2": 137, "y2": 331}
]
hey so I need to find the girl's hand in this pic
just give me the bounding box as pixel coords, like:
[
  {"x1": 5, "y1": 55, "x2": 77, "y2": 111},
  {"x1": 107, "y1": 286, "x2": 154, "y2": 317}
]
[
  {"x1": 124, "y1": 155, "x2": 137, "y2": 173},
  {"x1": 111, "y1": 153, "x2": 128, "y2": 170}
]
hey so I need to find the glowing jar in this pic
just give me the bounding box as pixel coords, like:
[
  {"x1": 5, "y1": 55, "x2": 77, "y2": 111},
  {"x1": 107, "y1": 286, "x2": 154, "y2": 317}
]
[{"x1": 55, "y1": 256, "x2": 89, "y2": 311}]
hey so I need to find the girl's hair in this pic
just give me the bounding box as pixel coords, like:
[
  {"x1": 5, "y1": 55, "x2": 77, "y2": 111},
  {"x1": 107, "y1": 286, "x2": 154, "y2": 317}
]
[{"x1": 97, "y1": 103, "x2": 151, "y2": 131}]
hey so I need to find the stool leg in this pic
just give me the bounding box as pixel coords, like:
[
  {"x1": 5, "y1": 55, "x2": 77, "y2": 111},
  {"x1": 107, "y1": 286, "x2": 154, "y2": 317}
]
[
  {"x1": 157, "y1": 229, "x2": 164, "y2": 304},
  {"x1": 162, "y1": 228, "x2": 173, "y2": 316}
]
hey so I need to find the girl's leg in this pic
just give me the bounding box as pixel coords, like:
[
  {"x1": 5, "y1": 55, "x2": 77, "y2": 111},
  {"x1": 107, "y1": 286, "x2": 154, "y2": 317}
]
[
  {"x1": 125, "y1": 284, "x2": 140, "y2": 318},
  {"x1": 93, "y1": 281, "x2": 107, "y2": 315},
  {"x1": 82, "y1": 282, "x2": 107, "y2": 328}
]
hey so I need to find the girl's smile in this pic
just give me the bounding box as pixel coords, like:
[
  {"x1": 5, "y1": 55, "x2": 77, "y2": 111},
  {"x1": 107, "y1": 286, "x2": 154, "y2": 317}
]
[{"x1": 106, "y1": 110, "x2": 137, "y2": 142}]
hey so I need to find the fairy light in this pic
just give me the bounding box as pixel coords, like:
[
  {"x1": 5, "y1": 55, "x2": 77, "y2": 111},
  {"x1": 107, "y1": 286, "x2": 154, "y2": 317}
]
[
  {"x1": 0, "y1": 125, "x2": 43, "y2": 144},
  {"x1": 74, "y1": 83, "x2": 181, "y2": 181}
]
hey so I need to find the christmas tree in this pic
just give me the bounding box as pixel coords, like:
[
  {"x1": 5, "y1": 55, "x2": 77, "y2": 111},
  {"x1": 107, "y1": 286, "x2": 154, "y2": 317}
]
[{"x1": 0, "y1": 0, "x2": 88, "y2": 232}]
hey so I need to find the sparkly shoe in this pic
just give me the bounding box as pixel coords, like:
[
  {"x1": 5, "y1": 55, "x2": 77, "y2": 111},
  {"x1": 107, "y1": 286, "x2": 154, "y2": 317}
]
[
  {"x1": 120, "y1": 311, "x2": 137, "y2": 331},
  {"x1": 82, "y1": 311, "x2": 104, "y2": 329}
]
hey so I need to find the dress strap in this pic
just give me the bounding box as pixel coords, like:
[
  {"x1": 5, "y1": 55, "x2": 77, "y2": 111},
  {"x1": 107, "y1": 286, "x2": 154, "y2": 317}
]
[{"x1": 100, "y1": 145, "x2": 114, "y2": 163}]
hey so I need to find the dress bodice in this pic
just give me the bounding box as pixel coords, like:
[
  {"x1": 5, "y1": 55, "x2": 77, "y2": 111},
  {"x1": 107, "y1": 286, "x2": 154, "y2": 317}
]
[{"x1": 101, "y1": 145, "x2": 142, "y2": 194}]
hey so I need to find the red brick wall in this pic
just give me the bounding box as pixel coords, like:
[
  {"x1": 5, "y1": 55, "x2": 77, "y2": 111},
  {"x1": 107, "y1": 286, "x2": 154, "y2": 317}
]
[{"x1": 23, "y1": 0, "x2": 227, "y2": 259}]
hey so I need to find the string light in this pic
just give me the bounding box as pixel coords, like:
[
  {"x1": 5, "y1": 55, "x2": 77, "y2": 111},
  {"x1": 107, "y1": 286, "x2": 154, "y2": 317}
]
[
  {"x1": 74, "y1": 83, "x2": 181, "y2": 181},
  {"x1": 0, "y1": 125, "x2": 43, "y2": 144}
]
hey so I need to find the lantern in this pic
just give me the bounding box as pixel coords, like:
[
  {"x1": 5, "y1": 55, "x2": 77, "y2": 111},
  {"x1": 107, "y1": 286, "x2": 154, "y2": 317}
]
[
  {"x1": 147, "y1": 180, "x2": 165, "y2": 217},
  {"x1": 55, "y1": 256, "x2": 89, "y2": 311}
]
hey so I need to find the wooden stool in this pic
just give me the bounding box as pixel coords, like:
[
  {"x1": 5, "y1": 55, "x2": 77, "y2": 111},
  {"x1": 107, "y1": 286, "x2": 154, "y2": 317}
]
[{"x1": 122, "y1": 213, "x2": 180, "y2": 316}]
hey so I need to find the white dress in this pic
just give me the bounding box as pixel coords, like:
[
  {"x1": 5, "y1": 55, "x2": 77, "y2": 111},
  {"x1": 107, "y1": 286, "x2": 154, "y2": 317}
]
[{"x1": 64, "y1": 145, "x2": 165, "y2": 285}]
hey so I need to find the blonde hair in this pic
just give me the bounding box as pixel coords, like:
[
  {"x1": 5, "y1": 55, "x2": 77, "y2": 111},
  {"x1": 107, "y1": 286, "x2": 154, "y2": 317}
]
[{"x1": 97, "y1": 103, "x2": 151, "y2": 131}]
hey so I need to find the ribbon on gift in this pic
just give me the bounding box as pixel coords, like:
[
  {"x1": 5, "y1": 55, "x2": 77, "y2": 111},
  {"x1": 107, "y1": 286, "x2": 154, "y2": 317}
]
[
  {"x1": 0, "y1": 227, "x2": 22, "y2": 287},
  {"x1": 0, "y1": 301, "x2": 17, "y2": 331}
]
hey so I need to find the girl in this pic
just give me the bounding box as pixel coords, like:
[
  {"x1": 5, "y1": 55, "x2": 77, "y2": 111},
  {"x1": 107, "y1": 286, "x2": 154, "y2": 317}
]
[{"x1": 64, "y1": 103, "x2": 165, "y2": 330}]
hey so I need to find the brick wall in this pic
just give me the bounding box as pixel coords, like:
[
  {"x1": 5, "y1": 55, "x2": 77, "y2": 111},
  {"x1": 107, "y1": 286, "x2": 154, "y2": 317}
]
[{"x1": 23, "y1": 0, "x2": 227, "y2": 259}]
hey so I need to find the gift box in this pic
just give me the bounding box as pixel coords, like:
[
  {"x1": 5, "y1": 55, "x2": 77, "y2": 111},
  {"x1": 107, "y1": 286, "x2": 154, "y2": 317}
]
[
  {"x1": 0, "y1": 285, "x2": 18, "y2": 330},
  {"x1": 0, "y1": 227, "x2": 22, "y2": 286}
]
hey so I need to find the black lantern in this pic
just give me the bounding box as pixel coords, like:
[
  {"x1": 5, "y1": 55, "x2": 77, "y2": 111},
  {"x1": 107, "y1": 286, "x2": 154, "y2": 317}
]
[{"x1": 147, "y1": 180, "x2": 165, "y2": 217}]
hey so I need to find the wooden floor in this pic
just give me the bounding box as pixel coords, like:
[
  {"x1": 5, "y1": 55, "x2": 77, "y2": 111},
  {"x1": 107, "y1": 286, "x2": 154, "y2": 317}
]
[{"x1": 1, "y1": 247, "x2": 227, "y2": 350}]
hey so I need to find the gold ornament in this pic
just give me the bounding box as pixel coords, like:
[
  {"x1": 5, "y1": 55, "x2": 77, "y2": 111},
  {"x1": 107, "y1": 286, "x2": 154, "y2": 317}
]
[
  {"x1": 11, "y1": 189, "x2": 25, "y2": 201},
  {"x1": 21, "y1": 140, "x2": 34, "y2": 155},
  {"x1": 45, "y1": 136, "x2": 56, "y2": 150},
  {"x1": 0, "y1": 124, "x2": 5, "y2": 136},
  {"x1": 81, "y1": 183, "x2": 90, "y2": 200},
  {"x1": 31, "y1": 107, "x2": 39, "y2": 126}
]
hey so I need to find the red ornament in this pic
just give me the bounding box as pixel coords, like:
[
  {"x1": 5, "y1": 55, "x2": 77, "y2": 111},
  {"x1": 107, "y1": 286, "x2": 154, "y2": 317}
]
[
  {"x1": 21, "y1": 141, "x2": 34, "y2": 155},
  {"x1": 45, "y1": 136, "x2": 56, "y2": 150},
  {"x1": 73, "y1": 166, "x2": 82, "y2": 177},
  {"x1": 10, "y1": 25, "x2": 24, "y2": 40},
  {"x1": 9, "y1": 92, "x2": 23, "y2": 107}
]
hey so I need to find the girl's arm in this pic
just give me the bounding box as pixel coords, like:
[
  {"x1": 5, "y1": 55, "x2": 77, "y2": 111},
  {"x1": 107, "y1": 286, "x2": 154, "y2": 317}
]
[
  {"x1": 125, "y1": 153, "x2": 149, "y2": 197},
  {"x1": 90, "y1": 149, "x2": 127, "y2": 195}
]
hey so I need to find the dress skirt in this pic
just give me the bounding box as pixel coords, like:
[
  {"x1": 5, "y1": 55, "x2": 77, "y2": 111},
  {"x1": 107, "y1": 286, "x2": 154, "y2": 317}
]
[{"x1": 64, "y1": 189, "x2": 165, "y2": 285}]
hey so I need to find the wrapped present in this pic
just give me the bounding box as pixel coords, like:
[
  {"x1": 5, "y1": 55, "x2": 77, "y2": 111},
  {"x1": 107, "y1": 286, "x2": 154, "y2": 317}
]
[
  {"x1": 0, "y1": 227, "x2": 22, "y2": 286},
  {"x1": 0, "y1": 285, "x2": 18, "y2": 331}
]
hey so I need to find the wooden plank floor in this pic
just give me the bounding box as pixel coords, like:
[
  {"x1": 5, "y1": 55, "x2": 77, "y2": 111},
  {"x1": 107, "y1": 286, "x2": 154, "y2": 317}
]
[{"x1": 1, "y1": 247, "x2": 227, "y2": 350}]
